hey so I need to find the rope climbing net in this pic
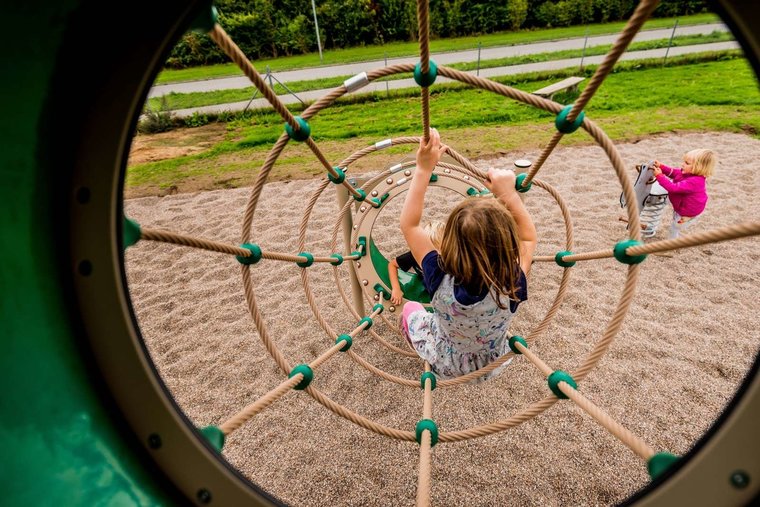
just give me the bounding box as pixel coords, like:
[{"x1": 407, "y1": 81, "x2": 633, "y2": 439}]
[{"x1": 123, "y1": 0, "x2": 760, "y2": 504}]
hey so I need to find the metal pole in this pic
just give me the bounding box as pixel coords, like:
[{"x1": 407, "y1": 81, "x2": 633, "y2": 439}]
[
  {"x1": 336, "y1": 179, "x2": 365, "y2": 315},
  {"x1": 580, "y1": 26, "x2": 589, "y2": 72},
  {"x1": 476, "y1": 42, "x2": 481, "y2": 76},
  {"x1": 311, "y1": 0, "x2": 323, "y2": 62},
  {"x1": 664, "y1": 19, "x2": 679, "y2": 66},
  {"x1": 385, "y1": 52, "x2": 390, "y2": 98}
]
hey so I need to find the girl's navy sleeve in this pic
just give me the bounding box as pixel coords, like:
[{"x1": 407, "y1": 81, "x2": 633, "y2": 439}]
[{"x1": 421, "y1": 251, "x2": 445, "y2": 296}]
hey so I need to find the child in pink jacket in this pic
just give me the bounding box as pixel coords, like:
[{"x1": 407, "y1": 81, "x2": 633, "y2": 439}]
[{"x1": 653, "y1": 149, "x2": 716, "y2": 239}]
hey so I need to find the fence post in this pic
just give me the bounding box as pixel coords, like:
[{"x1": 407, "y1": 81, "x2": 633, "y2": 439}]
[
  {"x1": 580, "y1": 26, "x2": 589, "y2": 72},
  {"x1": 385, "y1": 52, "x2": 390, "y2": 98},
  {"x1": 663, "y1": 19, "x2": 679, "y2": 66},
  {"x1": 476, "y1": 42, "x2": 482, "y2": 76}
]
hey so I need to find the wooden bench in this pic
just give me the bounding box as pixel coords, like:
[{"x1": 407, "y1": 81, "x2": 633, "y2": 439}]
[{"x1": 532, "y1": 76, "x2": 585, "y2": 100}]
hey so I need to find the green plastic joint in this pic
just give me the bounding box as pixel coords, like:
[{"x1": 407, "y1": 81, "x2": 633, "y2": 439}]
[
  {"x1": 373, "y1": 283, "x2": 391, "y2": 301},
  {"x1": 356, "y1": 237, "x2": 367, "y2": 256},
  {"x1": 555, "y1": 104, "x2": 586, "y2": 134},
  {"x1": 467, "y1": 187, "x2": 478, "y2": 196},
  {"x1": 555, "y1": 250, "x2": 576, "y2": 267},
  {"x1": 190, "y1": 4, "x2": 218, "y2": 33},
  {"x1": 358, "y1": 316, "x2": 373, "y2": 330},
  {"x1": 123, "y1": 217, "x2": 141, "y2": 248},
  {"x1": 548, "y1": 370, "x2": 577, "y2": 399},
  {"x1": 515, "y1": 173, "x2": 532, "y2": 193},
  {"x1": 372, "y1": 303, "x2": 384, "y2": 314},
  {"x1": 508, "y1": 335, "x2": 527, "y2": 354},
  {"x1": 296, "y1": 252, "x2": 314, "y2": 267},
  {"x1": 415, "y1": 419, "x2": 439, "y2": 447},
  {"x1": 200, "y1": 425, "x2": 225, "y2": 452},
  {"x1": 413, "y1": 60, "x2": 438, "y2": 87},
  {"x1": 335, "y1": 334, "x2": 353, "y2": 352},
  {"x1": 284, "y1": 116, "x2": 311, "y2": 142},
  {"x1": 480, "y1": 189, "x2": 491, "y2": 196},
  {"x1": 420, "y1": 372, "x2": 437, "y2": 391},
  {"x1": 648, "y1": 452, "x2": 679, "y2": 480},
  {"x1": 329, "y1": 253, "x2": 344, "y2": 266},
  {"x1": 289, "y1": 364, "x2": 314, "y2": 390},
  {"x1": 429, "y1": 174, "x2": 438, "y2": 182},
  {"x1": 613, "y1": 239, "x2": 647, "y2": 265},
  {"x1": 328, "y1": 166, "x2": 346, "y2": 184},
  {"x1": 350, "y1": 250, "x2": 362, "y2": 260},
  {"x1": 353, "y1": 188, "x2": 367, "y2": 202},
  {"x1": 237, "y1": 243, "x2": 263, "y2": 265}
]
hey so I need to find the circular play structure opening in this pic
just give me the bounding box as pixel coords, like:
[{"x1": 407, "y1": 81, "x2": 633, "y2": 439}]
[{"x1": 3, "y1": 0, "x2": 759, "y2": 505}]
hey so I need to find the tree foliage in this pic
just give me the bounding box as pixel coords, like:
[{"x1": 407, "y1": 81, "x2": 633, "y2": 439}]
[{"x1": 166, "y1": 0, "x2": 708, "y2": 68}]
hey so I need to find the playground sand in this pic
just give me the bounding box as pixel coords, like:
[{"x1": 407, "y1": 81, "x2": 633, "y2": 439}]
[{"x1": 125, "y1": 131, "x2": 759, "y2": 507}]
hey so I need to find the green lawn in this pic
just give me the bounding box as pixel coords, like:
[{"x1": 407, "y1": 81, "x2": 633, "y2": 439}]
[
  {"x1": 128, "y1": 56, "x2": 759, "y2": 193},
  {"x1": 154, "y1": 13, "x2": 720, "y2": 85},
  {"x1": 147, "y1": 30, "x2": 734, "y2": 111}
]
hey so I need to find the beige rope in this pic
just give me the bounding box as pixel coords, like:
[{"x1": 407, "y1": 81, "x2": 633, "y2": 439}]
[
  {"x1": 514, "y1": 341, "x2": 656, "y2": 460},
  {"x1": 521, "y1": 0, "x2": 662, "y2": 186},
  {"x1": 220, "y1": 375, "x2": 301, "y2": 434},
  {"x1": 141, "y1": 227, "x2": 358, "y2": 265},
  {"x1": 416, "y1": 0, "x2": 432, "y2": 141},
  {"x1": 417, "y1": 363, "x2": 434, "y2": 507}
]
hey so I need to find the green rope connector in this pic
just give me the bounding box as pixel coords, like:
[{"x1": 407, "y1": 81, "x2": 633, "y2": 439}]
[
  {"x1": 236, "y1": 243, "x2": 263, "y2": 265},
  {"x1": 328, "y1": 166, "x2": 346, "y2": 184},
  {"x1": 284, "y1": 116, "x2": 311, "y2": 142},
  {"x1": 467, "y1": 187, "x2": 478, "y2": 196},
  {"x1": 648, "y1": 452, "x2": 679, "y2": 480},
  {"x1": 350, "y1": 250, "x2": 362, "y2": 260},
  {"x1": 515, "y1": 173, "x2": 532, "y2": 193},
  {"x1": 335, "y1": 334, "x2": 353, "y2": 352},
  {"x1": 200, "y1": 425, "x2": 225, "y2": 452},
  {"x1": 413, "y1": 60, "x2": 438, "y2": 87},
  {"x1": 373, "y1": 283, "x2": 391, "y2": 301},
  {"x1": 555, "y1": 250, "x2": 576, "y2": 268},
  {"x1": 329, "y1": 253, "x2": 344, "y2": 266},
  {"x1": 415, "y1": 419, "x2": 439, "y2": 447},
  {"x1": 480, "y1": 189, "x2": 491, "y2": 196},
  {"x1": 508, "y1": 335, "x2": 527, "y2": 354},
  {"x1": 353, "y1": 188, "x2": 367, "y2": 202},
  {"x1": 548, "y1": 370, "x2": 578, "y2": 399},
  {"x1": 429, "y1": 174, "x2": 438, "y2": 182},
  {"x1": 369, "y1": 197, "x2": 382, "y2": 208},
  {"x1": 613, "y1": 239, "x2": 647, "y2": 265},
  {"x1": 296, "y1": 252, "x2": 314, "y2": 267},
  {"x1": 372, "y1": 303, "x2": 384, "y2": 314},
  {"x1": 190, "y1": 4, "x2": 218, "y2": 33},
  {"x1": 420, "y1": 372, "x2": 437, "y2": 391},
  {"x1": 358, "y1": 316, "x2": 373, "y2": 330},
  {"x1": 357, "y1": 236, "x2": 367, "y2": 256},
  {"x1": 555, "y1": 104, "x2": 586, "y2": 134},
  {"x1": 288, "y1": 364, "x2": 314, "y2": 390},
  {"x1": 123, "y1": 217, "x2": 141, "y2": 249}
]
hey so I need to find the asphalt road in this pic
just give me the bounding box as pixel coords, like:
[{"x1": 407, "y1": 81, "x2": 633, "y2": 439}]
[{"x1": 150, "y1": 22, "x2": 728, "y2": 99}]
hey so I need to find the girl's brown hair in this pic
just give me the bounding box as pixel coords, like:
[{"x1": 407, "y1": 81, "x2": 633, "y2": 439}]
[{"x1": 438, "y1": 198, "x2": 522, "y2": 309}]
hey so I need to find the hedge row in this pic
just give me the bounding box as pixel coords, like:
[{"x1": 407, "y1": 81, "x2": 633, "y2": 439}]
[{"x1": 166, "y1": 0, "x2": 708, "y2": 68}]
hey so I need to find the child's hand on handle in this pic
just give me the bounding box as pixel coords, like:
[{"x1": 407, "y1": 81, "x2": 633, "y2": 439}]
[
  {"x1": 415, "y1": 128, "x2": 447, "y2": 176},
  {"x1": 390, "y1": 288, "x2": 403, "y2": 306},
  {"x1": 485, "y1": 168, "x2": 518, "y2": 203}
]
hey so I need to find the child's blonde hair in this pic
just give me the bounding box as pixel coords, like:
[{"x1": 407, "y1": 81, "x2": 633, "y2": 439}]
[
  {"x1": 438, "y1": 198, "x2": 521, "y2": 309},
  {"x1": 424, "y1": 221, "x2": 445, "y2": 250},
  {"x1": 686, "y1": 149, "x2": 716, "y2": 177}
]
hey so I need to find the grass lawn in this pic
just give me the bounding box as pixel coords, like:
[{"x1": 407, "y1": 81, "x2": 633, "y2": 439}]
[
  {"x1": 127, "y1": 56, "x2": 759, "y2": 197},
  {"x1": 147, "y1": 30, "x2": 733, "y2": 111},
  {"x1": 154, "y1": 13, "x2": 719, "y2": 85}
]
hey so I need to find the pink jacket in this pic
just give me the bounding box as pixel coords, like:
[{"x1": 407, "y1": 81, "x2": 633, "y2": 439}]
[{"x1": 655, "y1": 164, "x2": 708, "y2": 217}]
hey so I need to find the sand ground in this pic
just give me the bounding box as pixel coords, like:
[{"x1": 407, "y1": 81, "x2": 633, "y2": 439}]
[{"x1": 125, "y1": 131, "x2": 759, "y2": 506}]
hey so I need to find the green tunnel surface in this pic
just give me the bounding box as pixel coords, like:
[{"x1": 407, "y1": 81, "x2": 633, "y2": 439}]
[{"x1": 0, "y1": 2, "x2": 176, "y2": 505}]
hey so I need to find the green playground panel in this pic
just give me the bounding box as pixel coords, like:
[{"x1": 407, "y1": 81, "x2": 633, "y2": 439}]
[{"x1": 369, "y1": 238, "x2": 431, "y2": 303}]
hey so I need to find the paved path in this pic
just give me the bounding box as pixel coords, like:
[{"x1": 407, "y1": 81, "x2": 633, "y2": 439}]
[
  {"x1": 169, "y1": 41, "x2": 739, "y2": 118},
  {"x1": 151, "y1": 22, "x2": 727, "y2": 99}
]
